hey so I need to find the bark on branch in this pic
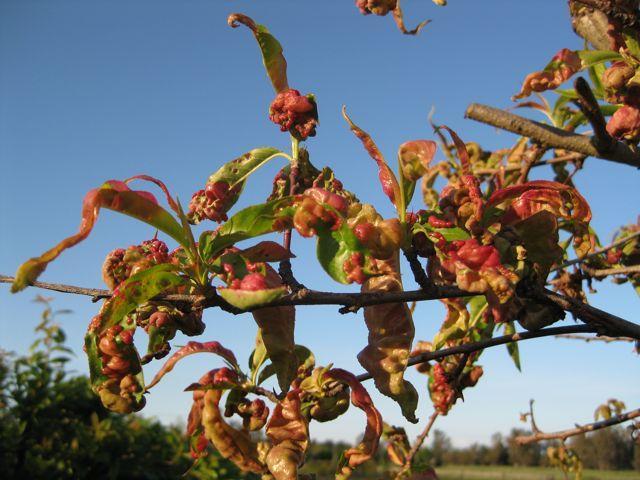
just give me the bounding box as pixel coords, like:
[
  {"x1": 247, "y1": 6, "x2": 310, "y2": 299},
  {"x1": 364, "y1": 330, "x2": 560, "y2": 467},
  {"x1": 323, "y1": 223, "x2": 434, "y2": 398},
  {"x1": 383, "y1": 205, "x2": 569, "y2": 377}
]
[
  {"x1": 553, "y1": 231, "x2": 640, "y2": 271},
  {"x1": 516, "y1": 407, "x2": 640, "y2": 445},
  {"x1": 465, "y1": 103, "x2": 640, "y2": 168},
  {"x1": 2, "y1": 274, "x2": 639, "y2": 339}
]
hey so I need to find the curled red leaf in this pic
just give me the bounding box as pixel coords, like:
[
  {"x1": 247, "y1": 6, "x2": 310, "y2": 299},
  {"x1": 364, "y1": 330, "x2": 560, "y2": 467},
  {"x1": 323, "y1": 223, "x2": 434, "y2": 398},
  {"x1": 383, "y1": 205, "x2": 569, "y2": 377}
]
[
  {"x1": 399, "y1": 140, "x2": 437, "y2": 182},
  {"x1": 486, "y1": 180, "x2": 592, "y2": 225},
  {"x1": 12, "y1": 179, "x2": 188, "y2": 293},
  {"x1": 252, "y1": 265, "x2": 297, "y2": 392},
  {"x1": 202, "y1": 388, "x2": 266, "y2": 473},
  {"x1": 342, "y1": 106, "x2": 401, "y2": 210},
  {"x1": 358, "y1": 256, "x2": 419, "y2": 422},
  {"x1": 265, "y1": 390, "x2": 309, "y2": 479},
  {"x1": 513, "y1": 48, "x2": 581, "y2": 99},
  {"x1": 146, "y1": 341, "x2": 238, "y2": 390},
  {"x1": 326, "y1": 368, "x2": 383, "y2": 478}
]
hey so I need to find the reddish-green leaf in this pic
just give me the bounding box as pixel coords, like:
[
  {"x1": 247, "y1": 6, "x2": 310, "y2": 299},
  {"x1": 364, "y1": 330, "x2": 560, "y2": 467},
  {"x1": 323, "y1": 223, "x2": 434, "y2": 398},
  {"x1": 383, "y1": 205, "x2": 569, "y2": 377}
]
[
  {"x1": 326, "y1": 368, "x2": 383, "y2": 478},
  {"x1": 342, "y1": 106, "x2": 401, "y2": 211},
  {"x1": 218, "y1": 285, "x2": 288, "y2": 310},
  {"x1": 199, "y1": 198, "x2": 293, "y2": 262},
  {"x1": 228, "y1": 14, "x2": 289, "y2": 93},
  {"x1": 12, "y1": 180, "x2": 189, "y2": 292},
  {"x1": 241, "y1": 241, "x2": 295, "y2": 263},
  {"x1": 146, "y1": 340, "x2": 239, "y2": 390},
  {"x1": 95, "y1": 264, "x2": 185, "y2": 334}
]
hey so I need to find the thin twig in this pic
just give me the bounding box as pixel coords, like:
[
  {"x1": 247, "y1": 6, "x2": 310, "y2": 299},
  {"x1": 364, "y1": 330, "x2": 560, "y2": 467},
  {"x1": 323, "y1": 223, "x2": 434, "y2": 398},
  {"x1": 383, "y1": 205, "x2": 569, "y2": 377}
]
[
  {"x1": 403, "y1": 248, "x2": 431, "y2": 290},
  {"x1": 516, "y1": 408, "x2": 640, "y2": 445},
  {"x1": 582, "y1": 264, "x2": 640, "y2": 278},
  {"x1": 400, "y1": 325, "x2": 596, "y2": 377},
  {"x1": 472, "y1": 152, "x2": 585, "y2": 175},
  {"x1": 465, "y1": 103, "x2": 640, "y2": 168},
  {"x1": 278, "y1": 259, "x2": 306, "y2": 292},
  {"x1": 395, "y1": 412, "x2": 439, "y2": 479},
  {"x1": 249, "y1": 385, "x2": 279, "y2": 404},
  {"x1": 517, "y1": 144, "x2": 547, "y2": 184},
  {"x1": 573, "y1": 77, "x2": 615, "y2": 154},
  {"x1": 556, "y1": 333, "x2": 635, "y2": 343},
  {"x1": 552, "y1": 231, "x2": 640, "y2": 271},
  {"x1": 526, "y1": 399, "x2": 541, "y2": 433},
  {"x1": 320, "y1": 327, "x2": 598, "y2": 397}
]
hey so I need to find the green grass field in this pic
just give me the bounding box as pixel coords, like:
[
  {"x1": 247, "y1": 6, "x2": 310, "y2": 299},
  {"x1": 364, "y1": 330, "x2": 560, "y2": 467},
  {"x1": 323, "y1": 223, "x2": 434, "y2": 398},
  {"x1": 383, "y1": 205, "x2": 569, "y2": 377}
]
[
  {"x1": 435, "y1": 465, "x2": 640, "y2": 480},
  {"x1": 310, "y1": 465, "x2": 639, "y2": 479}
]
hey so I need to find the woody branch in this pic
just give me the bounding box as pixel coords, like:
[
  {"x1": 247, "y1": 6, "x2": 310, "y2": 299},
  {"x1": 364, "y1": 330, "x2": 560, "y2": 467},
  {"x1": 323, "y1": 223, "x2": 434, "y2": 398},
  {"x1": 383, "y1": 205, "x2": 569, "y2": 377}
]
[{"x1": 2, "y1": 274, "x2": 635, "y2": 341}]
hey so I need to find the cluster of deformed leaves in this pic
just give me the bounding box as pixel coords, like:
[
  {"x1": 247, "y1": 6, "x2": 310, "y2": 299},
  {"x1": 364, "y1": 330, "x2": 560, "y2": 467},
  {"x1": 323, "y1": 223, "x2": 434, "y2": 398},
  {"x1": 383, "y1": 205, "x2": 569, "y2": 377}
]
[
  {"x1": 551, "y1": 217, "x2": 640, "y2": 301},
  {"x1": 514, "y1": 6, "x2": 640, "y2": 146},
  {"x1": 547, "y1": 443, "x2": 583, "y2": 480},
  {"x1": 9, "y1": 9, "x2": 604, "y2": 479},
  {"x1": 594, "y1": 398, "x2": 627, "y2": 421},
  {"x1": 354, "y1": 0, "x2": 433, "y2": 35},
  {"x1": 146, "y1": 338, "x2": 383, "y2": 479}
]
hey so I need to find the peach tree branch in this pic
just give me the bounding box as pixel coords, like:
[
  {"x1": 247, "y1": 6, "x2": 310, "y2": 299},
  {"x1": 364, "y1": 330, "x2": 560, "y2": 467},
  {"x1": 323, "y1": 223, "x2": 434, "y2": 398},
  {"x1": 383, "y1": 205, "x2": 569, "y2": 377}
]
[
  {"x1": 465, "y1": 103, "x2": 640, "y2": 169},
  {"x1": 516, "y1": 407, "x2": 640, "y2": 445},
  {"x1": 2, "y1": 274, "x2": 639, "y2": 339}
]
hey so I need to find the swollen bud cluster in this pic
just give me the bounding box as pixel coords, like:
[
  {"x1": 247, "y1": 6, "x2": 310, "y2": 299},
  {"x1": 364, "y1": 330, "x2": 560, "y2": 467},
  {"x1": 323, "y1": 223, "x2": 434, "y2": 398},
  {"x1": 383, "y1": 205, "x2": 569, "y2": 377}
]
[
  {"x1": 292, "y1": 188, "x2": 349, "y2": 237},
  {"x1": 102, "y1": 238, "x2": 170, "y2": 290},
  {"x1": 94, "y1": 323, "x2": 145, "y2": 413},
  {"x1": 356, "y1": 0, "x2": 397, "y2": 16},
  {"x1": 269, "y1": 89, "x2": 318, "y2": 140},
  {"x1": 188, "y1": 181, "x2": 241, "y2": 224},
  {"x1": 429, "y1": 361, "x2": 483, "y2": 415}
]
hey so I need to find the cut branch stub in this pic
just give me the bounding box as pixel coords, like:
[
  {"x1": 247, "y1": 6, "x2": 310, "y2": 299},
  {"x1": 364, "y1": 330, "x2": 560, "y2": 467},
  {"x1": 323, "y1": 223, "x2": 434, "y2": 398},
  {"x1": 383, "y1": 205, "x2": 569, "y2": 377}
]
[{"x1": 465, "y1": 103, "x2": 640, "y2": 168}]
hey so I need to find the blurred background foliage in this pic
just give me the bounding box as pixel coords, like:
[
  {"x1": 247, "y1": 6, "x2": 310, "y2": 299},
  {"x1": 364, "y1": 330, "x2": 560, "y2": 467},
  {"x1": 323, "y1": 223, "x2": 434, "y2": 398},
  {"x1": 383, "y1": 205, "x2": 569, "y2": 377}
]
[{"x1": 0, "y1": 297, "x2": 255, "y2": 480}]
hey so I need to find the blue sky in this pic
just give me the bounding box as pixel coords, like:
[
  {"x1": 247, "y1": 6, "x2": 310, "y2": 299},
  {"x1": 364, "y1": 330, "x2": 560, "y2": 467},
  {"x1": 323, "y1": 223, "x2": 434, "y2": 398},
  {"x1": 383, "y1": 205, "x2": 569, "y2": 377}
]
[{"x1": 1, "y1": 0, "x2": 638, "y2": 447}]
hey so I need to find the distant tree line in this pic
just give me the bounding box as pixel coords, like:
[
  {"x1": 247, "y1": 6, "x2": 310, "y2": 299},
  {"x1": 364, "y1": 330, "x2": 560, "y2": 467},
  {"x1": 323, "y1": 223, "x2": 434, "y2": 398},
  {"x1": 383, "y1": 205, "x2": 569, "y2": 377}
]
[
  {"x1": 298, "y1": 426, "x2": 640, "y2": 477},
  {"x1": 406, "y1": 427, "x2": 640, "y2": 473}
]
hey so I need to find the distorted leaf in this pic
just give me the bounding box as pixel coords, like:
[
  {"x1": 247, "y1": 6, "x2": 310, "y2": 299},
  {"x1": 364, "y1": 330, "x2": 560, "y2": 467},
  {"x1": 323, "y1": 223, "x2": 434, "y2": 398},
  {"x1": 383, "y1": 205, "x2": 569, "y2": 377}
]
[
  {"x1": 342, "y1": 106, "x2": 401, "y2": 211},
  {"x1": 146, "y1": 340, "x2": 239, "y2": 390},
  {"x1": 12, "y1": 180, "x2": 190, "y2": 292},
  {"x1": 358, "y1": 257, "x2": 418, "y2": 423},
  {"x1": 228, "y1": 13, "x2": 288, "y2": 92},
  {"x1": 218, "y1": 285, "x2": 288, "y2": 310},
  {"x1": 202, "y1": 389, "x2": 266, "y2": 473},
  {"x1": 265, "y1": 390, "x2": 309, "y2": 479},
  {"x1": 327, "y1": 368, "x2": 383, "y2": 479},
  {"x1": 199, "y1": 198, "x2": 293, "y2": 261}
]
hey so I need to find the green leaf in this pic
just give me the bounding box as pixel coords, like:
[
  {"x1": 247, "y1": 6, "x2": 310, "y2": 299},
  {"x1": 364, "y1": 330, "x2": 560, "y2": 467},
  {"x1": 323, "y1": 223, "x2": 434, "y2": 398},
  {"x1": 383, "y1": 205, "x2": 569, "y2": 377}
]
[
  {"x1": 198, "y1": 197, "x2": 293, "y2": 261},
  {"x1": 316, "y1": 222, "x2": 364, "y2": 284},
  {"x1": 588, "y1": 63, "x2": 606, "y2": 99},
  {"x1": 12, "y1": 180, "x2": 190, "y2": 293},
  {"x1": 577, "y1": 50, "x2": 621, "y2": 67},
  {"x1": 218, "y1": 286, "x2": 287, "y2": 310},
  {"x1": 554, "y1": 88, "x2": 579, "y2": 99},
  {"x1": 624, "y1": 32, "x2": 640, "y2": 59},
  {"x1": 503, "y1": 322, "x2": 522, "y2": 371},
  {"x1": 249, "y1": 331, "x2": 269, "y2": 384},
  {"x1": 228, "y1": 14, "x2": 289, "y2": 93},
  {"x1": 256, "y1": 345, "x2": 315, "y2": 386},
  {"x1": 97, "y1": 264, "x2": 185, "y2": 334},
  {"x1": 208, "y1": 147, "x2": 285, "y2": 192},
  {"x1": 412, "y1": 221, "x2": 470, "y2": 242},
  {"x1": 84, "y1": 264, "x2": 184, "y2": 396}
]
